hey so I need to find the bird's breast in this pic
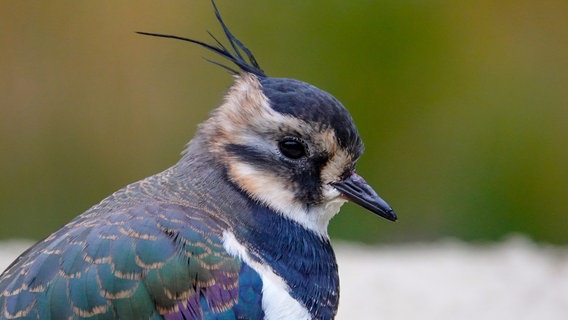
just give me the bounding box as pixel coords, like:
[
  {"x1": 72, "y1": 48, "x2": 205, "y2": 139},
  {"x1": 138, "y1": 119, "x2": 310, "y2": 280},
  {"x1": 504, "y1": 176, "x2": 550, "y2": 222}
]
[
  {"x1": 223, "y1": 231, "x2": 312, "y2": 320},
  {"x1": 223, "y1": 200, "x2": 340, "y2": 319}
]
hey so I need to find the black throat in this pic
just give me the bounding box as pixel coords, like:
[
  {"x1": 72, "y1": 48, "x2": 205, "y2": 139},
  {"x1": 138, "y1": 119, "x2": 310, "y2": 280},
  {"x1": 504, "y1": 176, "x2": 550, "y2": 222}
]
[{"x1": 231, "y1": 195, "x2": 340, "y2": 319}]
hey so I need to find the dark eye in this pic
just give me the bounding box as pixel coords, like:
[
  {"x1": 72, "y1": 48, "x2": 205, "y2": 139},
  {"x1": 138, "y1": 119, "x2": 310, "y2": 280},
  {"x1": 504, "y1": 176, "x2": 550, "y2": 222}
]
[{"x1": 278, "y1": 138, "x2": 307, "y2": 159}]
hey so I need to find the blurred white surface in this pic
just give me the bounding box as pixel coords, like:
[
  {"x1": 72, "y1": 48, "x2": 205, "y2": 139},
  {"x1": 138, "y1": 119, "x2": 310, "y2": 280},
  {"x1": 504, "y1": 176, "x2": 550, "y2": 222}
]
[
  {"x1": 0, "y1": 240, "x2": 34, "y2": 273},
  {"x1": 335, "y1": 237, "x2": 568, "y2": 320},
  {"x1": 1, "y1": 237, "x2": 567, "y2": 319}
]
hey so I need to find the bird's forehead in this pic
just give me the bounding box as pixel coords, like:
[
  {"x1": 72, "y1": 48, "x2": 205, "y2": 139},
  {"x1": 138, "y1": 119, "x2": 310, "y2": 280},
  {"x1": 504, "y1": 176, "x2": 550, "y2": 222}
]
[
  {"x1": 260, "y1": 77, "x2": 349, "y2": 127},
  {"x1": 206, "y1": 74, "x2": 363, "y2": 160},
  {"x1": 259, "y1": 77, "x2": 363, "y2": 154}
]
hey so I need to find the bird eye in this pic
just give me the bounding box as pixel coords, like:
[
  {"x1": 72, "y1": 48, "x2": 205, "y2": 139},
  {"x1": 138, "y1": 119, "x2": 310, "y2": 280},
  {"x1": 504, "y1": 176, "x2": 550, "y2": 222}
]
[{"x1": 278, "y1": 138, "x2": 307, "y2": 159}]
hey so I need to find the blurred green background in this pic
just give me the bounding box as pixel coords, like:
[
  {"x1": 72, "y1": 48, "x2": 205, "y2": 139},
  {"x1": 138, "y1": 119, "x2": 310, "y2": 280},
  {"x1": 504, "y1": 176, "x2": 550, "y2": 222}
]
[{"x1": 1, "y1": 1, "x2": 567, "y2": 244}]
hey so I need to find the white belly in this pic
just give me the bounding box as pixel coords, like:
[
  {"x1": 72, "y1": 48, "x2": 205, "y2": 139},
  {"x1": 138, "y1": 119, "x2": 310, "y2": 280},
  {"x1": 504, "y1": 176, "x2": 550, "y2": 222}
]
[{"x1": 223, "y1": 231, "x2": 311, "y2": 320}]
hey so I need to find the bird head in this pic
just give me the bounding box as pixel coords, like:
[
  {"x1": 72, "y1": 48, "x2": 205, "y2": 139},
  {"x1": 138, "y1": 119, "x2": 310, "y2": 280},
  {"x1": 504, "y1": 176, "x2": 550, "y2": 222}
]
[{"x1": 138, "y1": 0, "x2": 396, "y2": 237}]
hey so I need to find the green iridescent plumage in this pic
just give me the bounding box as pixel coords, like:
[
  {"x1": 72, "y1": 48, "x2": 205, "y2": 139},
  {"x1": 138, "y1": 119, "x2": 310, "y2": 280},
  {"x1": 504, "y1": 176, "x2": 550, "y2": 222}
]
[{"x1": 0, "y1": 175, "x2": 255, "y2": 319}]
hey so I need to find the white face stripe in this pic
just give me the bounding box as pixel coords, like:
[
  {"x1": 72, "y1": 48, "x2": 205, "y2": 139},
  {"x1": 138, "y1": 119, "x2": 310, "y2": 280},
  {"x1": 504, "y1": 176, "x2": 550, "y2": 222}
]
[
  {"x1": 228, "y1": 161, "x2": 346, "y2": 237},
  {"x1": 222, "y1": 231, "x2": 311, "y2": 320}
]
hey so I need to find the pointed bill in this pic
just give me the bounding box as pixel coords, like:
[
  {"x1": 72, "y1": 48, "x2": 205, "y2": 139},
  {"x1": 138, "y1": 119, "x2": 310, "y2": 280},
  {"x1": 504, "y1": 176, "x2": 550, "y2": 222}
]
[{"x1": 332, "y1": 172, "x2": 397, "y2": 221}]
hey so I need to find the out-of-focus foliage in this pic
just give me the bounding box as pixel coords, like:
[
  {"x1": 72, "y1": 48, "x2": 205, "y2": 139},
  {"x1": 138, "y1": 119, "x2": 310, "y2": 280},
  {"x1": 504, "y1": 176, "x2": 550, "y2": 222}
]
[{"x1": 1, "y1": 1, "x2": 567, "y2": 243}]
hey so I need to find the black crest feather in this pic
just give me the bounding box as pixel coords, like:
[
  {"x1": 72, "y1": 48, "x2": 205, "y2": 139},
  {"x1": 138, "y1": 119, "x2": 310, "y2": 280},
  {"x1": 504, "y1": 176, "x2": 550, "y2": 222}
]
[{"x1": 137, "y1": 0, "x2": 265, "y2": 77}]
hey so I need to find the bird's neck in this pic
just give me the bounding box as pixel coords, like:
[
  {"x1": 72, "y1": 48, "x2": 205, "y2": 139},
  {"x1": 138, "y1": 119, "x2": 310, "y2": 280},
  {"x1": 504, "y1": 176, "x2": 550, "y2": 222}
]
[{"x1": 178, "y1": 137, "x2": 339, "y2": 318}]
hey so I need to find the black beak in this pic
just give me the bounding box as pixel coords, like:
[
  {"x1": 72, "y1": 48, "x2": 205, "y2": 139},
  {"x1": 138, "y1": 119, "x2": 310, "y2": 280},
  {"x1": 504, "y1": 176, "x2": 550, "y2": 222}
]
[{"x1": 332, "y1": 172, "x2": 397, "y2": 221}]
